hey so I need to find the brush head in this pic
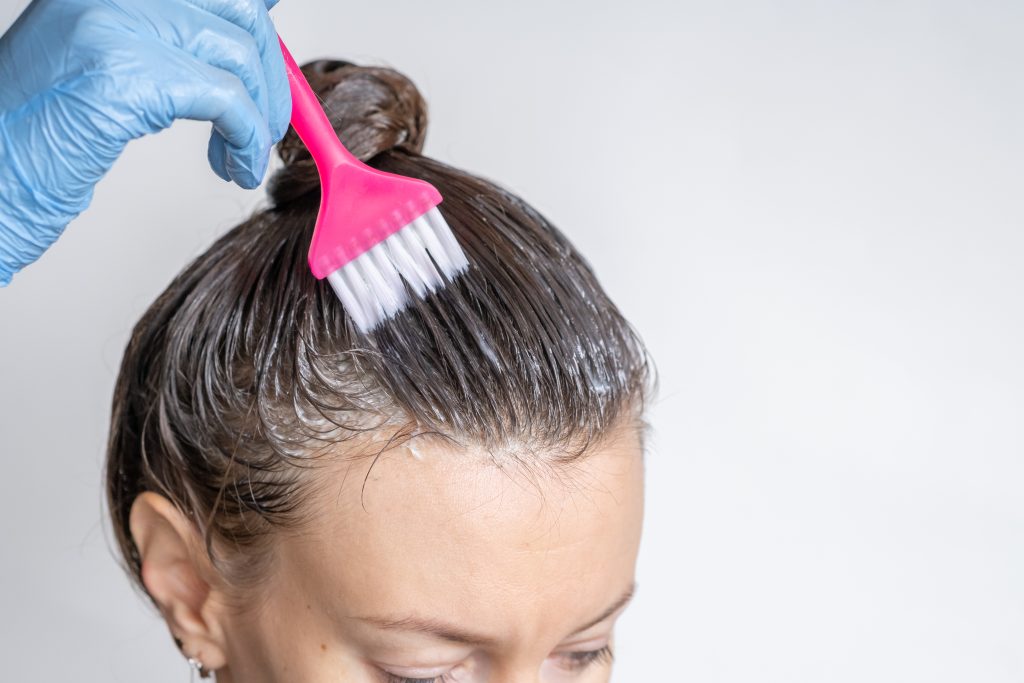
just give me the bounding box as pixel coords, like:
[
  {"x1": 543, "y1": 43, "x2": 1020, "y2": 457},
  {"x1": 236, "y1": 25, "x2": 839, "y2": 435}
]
[
  {"x1": 324, "y1": 206, "x2": 469, "y2": 332},
  {"x1": 307, "y1": 157, "x2": 469, "y2": 332},
  {"x1": 275, "y1": 44, "x2": 468, "y2": 331}
]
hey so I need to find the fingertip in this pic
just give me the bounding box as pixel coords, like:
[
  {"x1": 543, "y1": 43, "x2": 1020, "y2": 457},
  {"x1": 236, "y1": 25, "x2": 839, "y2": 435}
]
[
  {"x1": 271, "y1": 104, "x2": 291, "y2": 143},
  {"x1": 207, "y1": 133, "x2": 232, "y2": 182},
  {"x1": 228, "y1": 158, "x2": 261, "y2": 189},
  {"x1": 227, "y1": 137, "x2": 271, "y2": 189},
  {"x1": 249, "y1": 151, "x2": 271, "y2": 188},
  {"x1": 196, "y1": 69, "x2": 273, "y2": 188},
  {"x1": 234, "y1": 174, "x2": 260, "y2": 190}
]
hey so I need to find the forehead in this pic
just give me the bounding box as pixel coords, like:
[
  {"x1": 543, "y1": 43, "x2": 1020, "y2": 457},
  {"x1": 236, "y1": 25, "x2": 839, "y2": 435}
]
[{"x1": 276, "y1": 427, "x2": 645, "y2": 643}]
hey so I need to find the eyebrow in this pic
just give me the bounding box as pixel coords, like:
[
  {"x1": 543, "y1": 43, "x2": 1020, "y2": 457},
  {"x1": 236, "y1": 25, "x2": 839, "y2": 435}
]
[{"x1": 355, "y1": 582, "x2": 637, "y2": 647}]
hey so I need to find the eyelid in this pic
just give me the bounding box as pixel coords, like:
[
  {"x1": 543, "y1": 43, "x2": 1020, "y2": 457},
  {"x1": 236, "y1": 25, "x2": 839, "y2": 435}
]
[
  {"x1": 559, "y1": 609, "x2": 625, "y2": 649},
  {"x1": 553, "y1": 636, "x2": 610, "y2": 653},
  {"x1": 378, "y1": 663, "x2": 453, "y2": 678},
  {"x1": 566, "y1": 591, "x2": 633, "y2": 641}
]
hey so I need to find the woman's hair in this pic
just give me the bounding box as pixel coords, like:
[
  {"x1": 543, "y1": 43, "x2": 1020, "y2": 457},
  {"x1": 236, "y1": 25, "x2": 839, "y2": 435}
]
[{"x1": 106, "y1": 59, "x2": 652, "y2": 593}]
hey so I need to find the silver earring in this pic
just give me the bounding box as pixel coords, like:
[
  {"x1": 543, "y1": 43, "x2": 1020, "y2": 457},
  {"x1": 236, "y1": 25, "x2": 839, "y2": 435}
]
[{"x1": 187, "y1": 656, "x2": 208, "y2": 681}]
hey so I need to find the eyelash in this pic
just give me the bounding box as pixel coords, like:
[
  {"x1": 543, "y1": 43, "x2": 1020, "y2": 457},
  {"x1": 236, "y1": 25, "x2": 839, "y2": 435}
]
[
  {"x1": 382, "y1": 645, "x2": 614, "y2": 683},
  {"x1": 565, "y1": 644, "x2": 615, "y2": 671}
]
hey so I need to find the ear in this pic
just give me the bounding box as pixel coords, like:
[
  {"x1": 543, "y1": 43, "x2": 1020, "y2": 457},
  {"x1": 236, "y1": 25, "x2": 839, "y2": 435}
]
[{"x1": 130, "y1": 492, "x2": 228, "y2": 673}]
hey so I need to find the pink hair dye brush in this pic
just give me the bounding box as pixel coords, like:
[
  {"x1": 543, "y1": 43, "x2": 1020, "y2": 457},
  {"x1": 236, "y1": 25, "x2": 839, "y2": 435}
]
[{"x1": 277, "y1": 36, "x2": 468, "y2": 331}]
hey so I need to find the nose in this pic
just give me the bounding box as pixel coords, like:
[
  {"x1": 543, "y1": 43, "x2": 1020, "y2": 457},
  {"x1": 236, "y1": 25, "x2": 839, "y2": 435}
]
[
  {"x1": 491, "y1": 674, "x2": 541, "y2": 683},
  {"x1": 488, "y1": 663, "x2": 545, "y2": 683}
]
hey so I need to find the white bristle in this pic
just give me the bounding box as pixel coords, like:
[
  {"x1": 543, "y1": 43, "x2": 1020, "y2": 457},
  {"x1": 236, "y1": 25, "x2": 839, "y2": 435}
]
[
  {"x1": 426, "y1": 207, "x2": 470, "y2": 272},
  {"x1": 412, "y1": 215, "x2": 453, "y2": 275},
  {"x1": 329, "y1": 208, "x2": 469, "y2": 332},
  {"x1": 395, "y1": 223, "x2": 444, "y2": 287},
  {"x1": 381, "y1": 229, "x2": 433, "y2": 296},
  {"x1": 367, "y1": 246, "x2": 408, "y2": 316},
  {"x1": 327, "y1": 269, "x2": 369, "y2": 331},
  {"x1": 351, "y1": 252, "x2": 394, "y2": 317}
]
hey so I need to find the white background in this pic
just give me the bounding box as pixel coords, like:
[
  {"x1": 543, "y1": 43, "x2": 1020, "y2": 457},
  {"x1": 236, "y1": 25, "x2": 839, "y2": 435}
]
[{"x1": 2, "y1": 0, "x2": 1023, "y2": 681}]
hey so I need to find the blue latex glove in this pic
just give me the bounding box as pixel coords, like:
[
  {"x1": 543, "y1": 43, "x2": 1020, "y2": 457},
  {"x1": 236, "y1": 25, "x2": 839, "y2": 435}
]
[{"x1": 0, "y1": 0, "x2": 291, "y2": 285}]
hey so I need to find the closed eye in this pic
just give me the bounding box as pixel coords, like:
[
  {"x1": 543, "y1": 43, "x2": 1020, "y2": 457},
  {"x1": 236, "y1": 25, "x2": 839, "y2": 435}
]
[{"x1": 380, "y1": 645, "x2": 614, "y2": 683}]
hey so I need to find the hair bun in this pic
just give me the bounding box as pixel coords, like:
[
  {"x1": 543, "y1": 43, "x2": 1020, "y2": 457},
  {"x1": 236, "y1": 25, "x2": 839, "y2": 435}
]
[{"x1": 269, "y1": 59, "x2": 429, "y2": 206}]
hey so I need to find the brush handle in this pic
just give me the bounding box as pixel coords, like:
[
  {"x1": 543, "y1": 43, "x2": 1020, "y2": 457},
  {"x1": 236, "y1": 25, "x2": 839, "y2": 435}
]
[{"x1": 277, "y1": 35, "x2": 357, "y2": 171}]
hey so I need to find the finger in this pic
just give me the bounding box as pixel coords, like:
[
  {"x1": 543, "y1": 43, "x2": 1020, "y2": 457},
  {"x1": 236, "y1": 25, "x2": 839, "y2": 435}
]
[
  {"x1": 263, "y1": 28, "x2": 290, "y2": 142},
  {"x1": 185, "y1": 0, "x2": 291, "y2": 142},
  {"x1": 178, "y1": 4, "x2": 271, "y2": 134},
  {"x1": 207, "y1": 132, "x2": 232, "y2": 182},
  {"x1": 160, "y1": 46, "x2": 272, "y2": 188}
]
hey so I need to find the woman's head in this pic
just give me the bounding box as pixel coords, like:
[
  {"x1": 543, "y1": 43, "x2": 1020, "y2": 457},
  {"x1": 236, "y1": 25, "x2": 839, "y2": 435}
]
[{"x1": 107, "y1": 59, "x2": 651, "y2": 682}]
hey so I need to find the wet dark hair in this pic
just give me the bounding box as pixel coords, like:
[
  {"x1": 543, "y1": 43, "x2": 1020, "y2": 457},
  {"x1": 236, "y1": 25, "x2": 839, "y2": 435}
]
[{"x1": 106, "y1": 59, "x2": 651, "y2": 592}]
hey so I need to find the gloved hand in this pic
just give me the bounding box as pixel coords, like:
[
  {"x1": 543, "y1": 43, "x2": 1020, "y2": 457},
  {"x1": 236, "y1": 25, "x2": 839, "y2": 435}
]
[{"x1": 0, "y1": 0, "x2": 291, "y2": 285}]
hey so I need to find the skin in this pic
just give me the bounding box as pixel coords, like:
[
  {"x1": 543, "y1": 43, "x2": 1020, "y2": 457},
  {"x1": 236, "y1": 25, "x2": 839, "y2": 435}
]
[{"x1": 130, "y1": 424, "x2": 644, "y2": 682}]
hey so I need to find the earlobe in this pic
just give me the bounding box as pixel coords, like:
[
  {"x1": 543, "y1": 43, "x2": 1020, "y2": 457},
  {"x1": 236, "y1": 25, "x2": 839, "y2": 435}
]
[{"x1": 129, "y1": 492, "x2": 228, "y2": 672}]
